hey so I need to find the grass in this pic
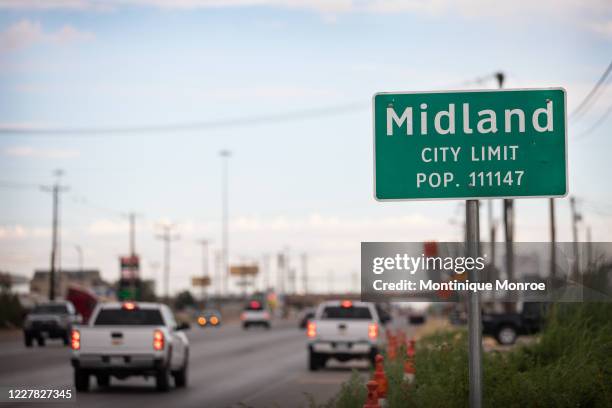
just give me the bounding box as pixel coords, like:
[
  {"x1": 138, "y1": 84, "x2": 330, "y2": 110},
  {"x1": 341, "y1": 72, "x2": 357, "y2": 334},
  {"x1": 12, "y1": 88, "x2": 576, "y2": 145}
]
[{"x1": 330, "y1": 302, "x2": 612, "y2": 407}]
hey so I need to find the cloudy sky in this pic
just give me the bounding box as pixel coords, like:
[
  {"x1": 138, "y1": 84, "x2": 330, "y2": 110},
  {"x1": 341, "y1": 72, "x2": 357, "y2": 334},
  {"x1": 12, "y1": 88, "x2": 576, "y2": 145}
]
[{"x1": 0, "y1": 0, "x2": 611, "y2": 296}]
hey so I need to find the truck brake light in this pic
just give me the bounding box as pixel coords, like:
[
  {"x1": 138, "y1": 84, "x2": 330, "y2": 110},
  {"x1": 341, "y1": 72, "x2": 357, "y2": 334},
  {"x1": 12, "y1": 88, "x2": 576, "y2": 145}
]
[
  {"x1": 341, "y1": 300, "x2": 353, "y2": 308},
  {"x1": 368, "y1": 323, "x2": 378, "y2": 339},
  {"x1": 307, "y1": 321, "x2": 316, "y2": 338},
  {"x1": 71, "y1": 329, "x2": 81, "y2": 350},
  {"x1": 153, "y1": 329, "x2": 164, "y2": 351}
]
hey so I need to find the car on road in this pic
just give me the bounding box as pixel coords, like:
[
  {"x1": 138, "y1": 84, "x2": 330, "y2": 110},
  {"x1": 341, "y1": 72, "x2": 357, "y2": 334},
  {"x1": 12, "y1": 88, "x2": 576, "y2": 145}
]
[
  {"x1": 70, "y1": 301, "x2": 190, "y2": 392},
  {"x1": 482, "y1": 302, "x2": 548, "y2": 345},
  {"x1": 306, "y1": 300, "x2": 381, "y2": 371},
  {"x1": 197, "y1": 309, "x2": 222, "y2": 328},
  {"x1": 23, "y1": 300, "x2": 81, "y2": 347},
  {"x1": 241, "y1": 300, "x2": 270, "y2": 329}
]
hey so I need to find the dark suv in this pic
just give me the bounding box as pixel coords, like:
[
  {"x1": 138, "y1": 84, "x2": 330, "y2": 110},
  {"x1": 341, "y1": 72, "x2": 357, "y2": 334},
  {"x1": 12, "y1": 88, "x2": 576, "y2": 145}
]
[
  {"x1": 23, "y1": 301, "x2": 81, "y2": 347},
  {"x1": 482, "y1": 302, "x2": 548, "y2": 345}
]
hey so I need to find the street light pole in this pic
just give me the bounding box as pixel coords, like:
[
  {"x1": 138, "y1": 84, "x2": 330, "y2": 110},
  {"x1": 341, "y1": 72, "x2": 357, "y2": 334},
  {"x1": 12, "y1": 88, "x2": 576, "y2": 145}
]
[
  {"x1": 197, "y1": 239, "x2": 210, "y2": 307},
  {"x1": 220, "y1": 150, "x2": 231, "y2": 297}
]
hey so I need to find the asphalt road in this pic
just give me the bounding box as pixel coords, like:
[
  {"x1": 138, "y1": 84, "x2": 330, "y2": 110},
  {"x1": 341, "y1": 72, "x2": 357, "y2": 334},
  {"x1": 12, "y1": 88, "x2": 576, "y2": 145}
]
[{"x1": 0, "y1": 320, "x2": 375, "y2": 408}]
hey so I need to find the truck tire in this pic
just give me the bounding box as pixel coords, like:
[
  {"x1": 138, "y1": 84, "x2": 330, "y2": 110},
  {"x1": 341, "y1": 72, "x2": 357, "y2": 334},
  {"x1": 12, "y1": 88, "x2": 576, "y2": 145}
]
[
  {"x1": 37, "y1": 337, "x2": 45, "y2": 347},
  {"x1": 24, "y1": 334, "x2": 33, "y2": 348},
  {"x1": 496, "y1": 325, "x2": 517, "y2": 345},
  {"x1": 96, "y1": 374, "x2": 110, "y2": 388},
  {"x1": 369, "y1": 349, "x2": 378, "y2": 367},
  {"x1": 63, "y1": 334, "x2": 70, "y2": 346},
  {"x1": 74, "y1": 369, "x2": 90, "y2": 392},
  {"x1": 156, "y1": 366, "x2": 171, "y2": 392},
  {"x1": 173, "y1": 359, "x2": 188, "y2": 388},
  {"x1": 308, "y1": 350, "x2": 321, "y2": 371}
]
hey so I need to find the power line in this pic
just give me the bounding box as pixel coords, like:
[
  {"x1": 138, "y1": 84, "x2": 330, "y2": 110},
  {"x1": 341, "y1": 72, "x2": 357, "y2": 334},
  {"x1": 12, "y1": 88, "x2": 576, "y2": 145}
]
[
  {"x1": 0, "y1": 73, "x2": 514, "y2": 138},
  {"x1": 573, "y1": 102, "x2": 612, "y2": 141},
  {"x1": 0, "y1": 180, "x2": 40, "y2": 190},
  {"x1": 570, "y1": 59, "x2": 612, "y2": 120},
  {"x1": 0, "y1": 103, "x2": 368, "y2": 137}
]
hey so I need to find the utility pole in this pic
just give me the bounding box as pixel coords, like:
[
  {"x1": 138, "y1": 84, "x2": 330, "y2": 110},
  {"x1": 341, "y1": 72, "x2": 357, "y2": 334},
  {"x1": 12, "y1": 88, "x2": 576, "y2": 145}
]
[
  {"x1": 123, "y1": 212, "x2": 140, "y2": 297},
  {"x1": 495, "y1": 72, "x2": 515, "y2": 286},
  {"x1": 301, "y1": 253, "x2": 308, "y2": 295},
  {"x1": 586, "y1": 226, "x2": 593, "y2": 269},
  {"x1": 220, "y1": 150, "x2": 231, "y2": 297},
  {"x1": 155, "y1": 224, "x2": 179, "y2": 302},
  {"x1": 286, "y1": 248, "x2": 295, "y2": 295},
  {"x1": 196, "y1": 239, "x2": 210, "y2": 307},
  {"x1": 41, "y1": 169, "x2": 69, "y2": 301},
  {"x1": 148, "y1": 261, "x2": 160, "y2": 297},
  {"x1": 570, "y1": 196, "x2": 581, "y2": 279},
  {"x1": 549, "y1": 198, "x2": 557, "y2": 279},
  {"x1": 277, "y1": 252, "x2": 286, "y2": 297},
  {"x1": 123, "y1": 212, "x2": 141, "y2": 256},
  {"x1": 263, "y1": 254, "x2": 270, "y2": 292}
]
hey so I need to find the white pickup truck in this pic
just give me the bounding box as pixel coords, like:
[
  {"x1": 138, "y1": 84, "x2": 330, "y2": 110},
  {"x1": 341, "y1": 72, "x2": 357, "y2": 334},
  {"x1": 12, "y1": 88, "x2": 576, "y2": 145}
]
[
  {"x1": 70, "y1": 302, "x2": 190, "y2": 392},
  {"x1": 306, "y1": 300, "x2": 382, "y2": 371}
]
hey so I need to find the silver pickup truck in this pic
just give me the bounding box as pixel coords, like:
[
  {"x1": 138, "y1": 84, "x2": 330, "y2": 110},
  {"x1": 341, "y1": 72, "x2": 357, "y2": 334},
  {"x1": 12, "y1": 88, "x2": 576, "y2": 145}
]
[
  {"x1": 70, "y1": 302, "x2": 190, "y2": 392},
  {"x1": 306, "y1": 300, "x2": 382, "y2": 371},
  {"x1": 23, "y1": 301, "x2": 81, "y2": 347}
]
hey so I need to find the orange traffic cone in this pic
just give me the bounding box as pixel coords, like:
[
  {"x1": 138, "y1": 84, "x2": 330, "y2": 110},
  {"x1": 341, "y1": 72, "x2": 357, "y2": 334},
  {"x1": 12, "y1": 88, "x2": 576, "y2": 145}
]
[
  {"x1": 407, "y1": 338, "x2": 416, "y2": 359},
  {"x1": 404, "y1": 338, "x2": 416, "y2": 383},
  {"x1": 397, "y1": 329, "x2": 406, "y2": 347},
  {"x1": 363, "y1": 380, "x2": 381, "y2": 408},
  {"x1": 387, "y1": 335, "x2": 397, "y2": 360},
  {"x1": 373, "y1": 354, "x2": 388, "y2": 404}
]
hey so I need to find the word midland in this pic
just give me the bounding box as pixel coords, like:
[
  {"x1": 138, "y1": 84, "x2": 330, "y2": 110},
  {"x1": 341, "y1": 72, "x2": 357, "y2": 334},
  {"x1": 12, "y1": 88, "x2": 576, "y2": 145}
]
[
  {"x1": 386, "y1": 100, "x2": 555, "y2": 136},
  {"x1": 373, "y1": 279, "x2": 546, "y2": 293}
]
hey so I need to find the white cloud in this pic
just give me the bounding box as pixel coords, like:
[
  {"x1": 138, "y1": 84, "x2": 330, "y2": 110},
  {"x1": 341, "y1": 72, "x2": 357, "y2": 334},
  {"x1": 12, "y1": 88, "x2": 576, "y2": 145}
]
[
  {"x1": 0, "y1": 225, "x2": 51, "y2": 239},
  {"x1": 1, "y1": 0, "x2": 610, "y2": 39},
  {"x1": 3, "y1": 145, "x2": 80, "y2": 159},
  {"x1": 0, "y1": 19, "x2": 94, "y2": 52},
  {"x1": 1, "y1": 0, "x2": 609, "y2": 17},
  {"x1": 87, "y1": 219, "x2": 129, "y2": 235},
  {"x1": 0, "y1": 0, "x2": 108, "y2": 11},
  {"x1": 585, "y1": 19, "x2": 612, "y2": 39}
]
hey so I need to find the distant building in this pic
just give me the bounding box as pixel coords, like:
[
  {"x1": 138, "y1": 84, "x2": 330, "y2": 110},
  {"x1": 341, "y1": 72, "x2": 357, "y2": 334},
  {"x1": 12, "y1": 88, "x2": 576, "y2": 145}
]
[{"x1": 30, "y1": 269, "x2": 111, "y2": 299}]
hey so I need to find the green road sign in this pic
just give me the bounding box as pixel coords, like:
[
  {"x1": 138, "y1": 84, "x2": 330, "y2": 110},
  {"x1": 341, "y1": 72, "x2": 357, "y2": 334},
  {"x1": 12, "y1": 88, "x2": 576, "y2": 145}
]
[{"x1": 373, "y1": 88, "x2": 567, "y2": 201}]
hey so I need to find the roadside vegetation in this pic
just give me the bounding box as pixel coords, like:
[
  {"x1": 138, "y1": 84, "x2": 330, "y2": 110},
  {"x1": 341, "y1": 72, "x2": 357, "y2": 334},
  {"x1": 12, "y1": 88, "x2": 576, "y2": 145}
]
[
  {"x1": 0, "y1": 282, "x2": 24, "y2": 328},
  {"x1": 323, "y1": 302, "x2": 612, "y2": 408}
]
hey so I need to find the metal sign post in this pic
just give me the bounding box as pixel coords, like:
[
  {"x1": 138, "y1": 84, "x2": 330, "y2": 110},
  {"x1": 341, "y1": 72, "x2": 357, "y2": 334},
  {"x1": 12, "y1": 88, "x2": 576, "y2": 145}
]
[{"x1": 466, "y1": 200, "x2": 482, "y2": 408}]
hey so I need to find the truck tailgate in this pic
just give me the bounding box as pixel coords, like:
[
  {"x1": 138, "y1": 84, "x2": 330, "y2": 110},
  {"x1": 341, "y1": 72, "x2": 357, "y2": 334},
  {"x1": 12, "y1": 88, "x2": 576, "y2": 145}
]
[
  {"x1": 315, "y1": 320, "x2": 372, "y2": 342},
  {"x1": 78, "y1": 326, "x2": 161, "y2": 354}
]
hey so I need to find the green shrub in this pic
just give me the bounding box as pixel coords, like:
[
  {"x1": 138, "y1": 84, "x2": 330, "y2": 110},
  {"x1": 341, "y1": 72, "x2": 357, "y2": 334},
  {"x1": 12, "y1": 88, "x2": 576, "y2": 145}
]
[
  {"x1": 0, "y1": 291, "x2": 24, "y2": 328},
  {"x1": 332, "y1": 303, "x2": 612, "y2": 407}
]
